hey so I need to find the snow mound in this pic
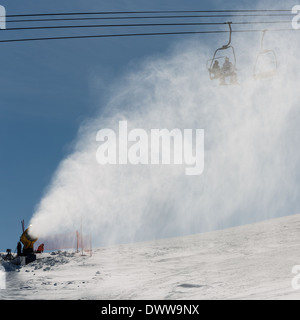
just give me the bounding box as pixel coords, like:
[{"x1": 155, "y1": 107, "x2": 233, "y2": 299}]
[{"x1": 1, "y1": 214, "x2": 300, "y2": 300}]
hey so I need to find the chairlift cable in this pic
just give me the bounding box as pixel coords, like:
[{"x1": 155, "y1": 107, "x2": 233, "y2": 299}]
[
  {"x1": 0, "y1": 20, "x2": 294, "y2": 32},
  {"x1": 5, "y1": 13, "x2": 296, "y2": 24},
  {"x1": 5, "y1": 9, "x2": 293, "y2": 19},
  {"x1": 0, "y1": 28, "x2": 298, "y2": 44}
]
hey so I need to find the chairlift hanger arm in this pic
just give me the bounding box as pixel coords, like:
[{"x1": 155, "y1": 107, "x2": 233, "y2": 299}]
[
  {"x1": 260, "y1": 29, "x2": 268, "y2": 51},
  {"x1": 222, "y1": 22, "x2": 233, "y2": 48}
]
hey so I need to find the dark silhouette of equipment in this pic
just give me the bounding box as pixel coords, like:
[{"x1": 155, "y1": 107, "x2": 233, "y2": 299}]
[{"x1": 4, "y1": 249, "x2": 13, "y2": 261}]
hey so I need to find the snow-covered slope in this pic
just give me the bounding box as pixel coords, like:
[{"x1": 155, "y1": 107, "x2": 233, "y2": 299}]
[{"x1": 1, "y1": 213, "x2": 300, "y2": 300}]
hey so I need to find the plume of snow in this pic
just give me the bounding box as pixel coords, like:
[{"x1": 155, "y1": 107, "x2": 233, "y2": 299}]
[{"x1": 29, "y1": 14, "x2": 300, "y2": 246}]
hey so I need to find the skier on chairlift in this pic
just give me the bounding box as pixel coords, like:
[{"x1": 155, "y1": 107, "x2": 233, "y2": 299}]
[
  {"x1": 222, "y1": 57, "x2": 237, "y2": 85},
  {"x1": 211, "y1": 60, "x2": 221, "y2": 78},
  {"x1": 210, "y1": 60, "x2": 226, "y2": 85}
]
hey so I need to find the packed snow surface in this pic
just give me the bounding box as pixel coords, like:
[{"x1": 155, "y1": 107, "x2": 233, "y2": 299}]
[{"x1": 1, "y1": 214, "x2": 300, "y2": 300}]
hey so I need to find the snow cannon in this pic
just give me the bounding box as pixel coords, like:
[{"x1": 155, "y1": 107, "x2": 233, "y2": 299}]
[{"x1": 19, "y1": 225, "x2": 38, "y2": 264}]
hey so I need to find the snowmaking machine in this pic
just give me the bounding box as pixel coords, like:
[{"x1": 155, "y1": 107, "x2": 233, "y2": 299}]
[
  {"x1": 18, "y1": 222, "x2": 38, "y2": 264},
  {"x1": 2, "y1": 220, "x2": 38, "y2": 265}
]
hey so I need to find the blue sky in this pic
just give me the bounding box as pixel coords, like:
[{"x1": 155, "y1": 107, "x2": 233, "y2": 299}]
[{"x1": 0, "y1": 0, "x2": 286, "y2": 251}]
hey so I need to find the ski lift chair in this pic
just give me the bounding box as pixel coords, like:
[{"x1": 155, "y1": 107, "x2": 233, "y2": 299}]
[
  {"x1": 207, "y1": 22, "x2": 238, "y2": 85},
  {"x1": 253, "y1": 30, "x2": 278, "y2": 80}
]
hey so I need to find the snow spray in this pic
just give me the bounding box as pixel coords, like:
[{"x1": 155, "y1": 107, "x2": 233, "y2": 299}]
[{"x1": 29, "y1": 9, "x2": 300, "y2": 246}]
